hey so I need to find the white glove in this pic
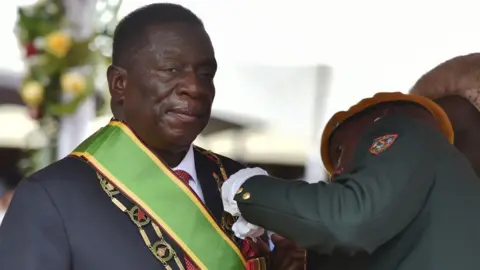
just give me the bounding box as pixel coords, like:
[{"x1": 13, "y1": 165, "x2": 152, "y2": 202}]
[
  {"x1": 221, "y1": 167, "x2": 269, "y2": 216},
  {"x1": 221, "y1": 167, "x2": 269, "y2": 239},
  {"x1": 232, "y1": 216, "x2": 265, "y2": 239}
]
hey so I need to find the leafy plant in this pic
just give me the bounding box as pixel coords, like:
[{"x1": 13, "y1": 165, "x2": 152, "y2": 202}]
[{"x1": 14, "y1": 0, "x2": 122, "y2": 166}]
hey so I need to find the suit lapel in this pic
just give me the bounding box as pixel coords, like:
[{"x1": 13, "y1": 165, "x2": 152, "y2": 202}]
[{"x1": 193, "y1": 148, "x2": 224, "y2": 222}]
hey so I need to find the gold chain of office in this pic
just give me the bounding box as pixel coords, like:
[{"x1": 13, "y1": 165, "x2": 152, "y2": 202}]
[{"x1": 97, "y1": 148, "x2": 241, "y2": 269}]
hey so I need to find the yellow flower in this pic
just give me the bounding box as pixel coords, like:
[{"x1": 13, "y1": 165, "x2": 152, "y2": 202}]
[
  {"x1": 61, "y1": 72, "x2": 87, "y2": 95},
  {"x1": 45, "y1": 32, "x2": 71, "y2": 58},
  {"x1": 21, "y1": 81, "x2": 44, "y2": 106}
]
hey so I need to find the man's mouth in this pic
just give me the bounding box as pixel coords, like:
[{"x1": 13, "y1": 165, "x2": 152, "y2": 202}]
[{"x1": 167, "y1": 108, "x2": 203, "y2": 123}]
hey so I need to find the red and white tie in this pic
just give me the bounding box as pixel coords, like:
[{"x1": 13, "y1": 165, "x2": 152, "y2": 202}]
[{"x1": 173, "y1": 170, "x2": 198, "y2": 270}]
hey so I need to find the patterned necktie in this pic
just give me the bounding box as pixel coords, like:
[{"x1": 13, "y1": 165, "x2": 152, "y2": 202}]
[{"x1": 173, "y1": 170, "x2": 198, "y2": 270}]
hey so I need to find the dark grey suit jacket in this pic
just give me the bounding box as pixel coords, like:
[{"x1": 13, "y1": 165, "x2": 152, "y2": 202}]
[{"x1": 0, "y1": 148, "x2": 244, "y2": 270}]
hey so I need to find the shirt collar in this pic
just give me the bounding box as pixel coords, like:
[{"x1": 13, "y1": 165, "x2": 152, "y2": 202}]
[{"x1": 172, "y1": 145, "x2": 198, "y2": 183}]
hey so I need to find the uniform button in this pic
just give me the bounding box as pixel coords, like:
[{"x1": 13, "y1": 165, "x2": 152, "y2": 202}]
[
  {"x1": 236, "y1": 187, "x2": 244, "y2": 194},
  {"x1": 242, "y1": 192, "x2": 251, "y2": 200}
]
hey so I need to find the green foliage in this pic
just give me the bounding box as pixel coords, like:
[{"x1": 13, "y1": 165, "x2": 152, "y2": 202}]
[
  {"x1": 16, "y1": 1, "x2": 65, "y2": 46},
  {"x1": 16, "y1": 0, "x2": 121, "y2": 119}
]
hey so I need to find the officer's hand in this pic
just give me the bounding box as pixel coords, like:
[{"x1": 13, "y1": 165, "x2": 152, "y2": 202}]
[
  {"x1": 270, "y1": 234, "x2": 306, "y2": 270},
  {"x1": 221, "y1": 167, "x2": 269, "y2": 217}
]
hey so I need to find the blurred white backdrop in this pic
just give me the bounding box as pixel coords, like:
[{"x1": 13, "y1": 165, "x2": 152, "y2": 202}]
[{"x1": 3, "y1": 0, "x2": 480, "y2": 124}]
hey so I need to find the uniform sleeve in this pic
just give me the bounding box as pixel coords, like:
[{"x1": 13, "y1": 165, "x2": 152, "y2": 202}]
[
  {"x1": 235, "y1": 115, "x2": 441, "y2": 255},
  {"x1": 218, "y1": 154, "x2": 277, "y2": 250},
  {"x1": 0, "y1": 177, "x2": 71, "y2": 270}
]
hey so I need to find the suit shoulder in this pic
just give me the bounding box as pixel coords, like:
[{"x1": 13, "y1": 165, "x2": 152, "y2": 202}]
[
  {"x1": 193, "y1": 145, "x2": 247, "y2": 172},
  {"x1": 27, "y1": 156, "x2": 96, "y2": 187},
  {"x1": 216, "y1": 153, "x2": 247, "y2": 170},
  {"x1": 19, "y1": 156, "x2": 106, "y2": 221}
]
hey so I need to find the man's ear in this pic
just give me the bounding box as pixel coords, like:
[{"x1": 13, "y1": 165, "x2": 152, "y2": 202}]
[{"x1": 107, "y1": 65, "x2": 127, "y2": 105}]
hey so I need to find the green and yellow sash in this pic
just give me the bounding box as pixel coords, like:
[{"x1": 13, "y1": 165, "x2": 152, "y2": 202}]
[{"x1": 71, "y1": 120, "x2": 246, "y2": 269}]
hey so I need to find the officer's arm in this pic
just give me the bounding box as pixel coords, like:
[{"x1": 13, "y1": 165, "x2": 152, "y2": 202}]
[
  {"x1": 0, "y1": 177, "x2": 71, "y2": 269},
  {"x1": 235, "y1": 115, "x2": 439, "y2": 255}
]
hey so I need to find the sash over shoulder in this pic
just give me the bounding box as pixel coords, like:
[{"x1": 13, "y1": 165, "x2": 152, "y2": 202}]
[{"x1": 70, "y1": 119, "x2": 246, "y2": 270}]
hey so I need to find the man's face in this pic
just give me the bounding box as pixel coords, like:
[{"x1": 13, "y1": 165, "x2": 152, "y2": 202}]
[
  {"x1": 327, "y1": 109, "x2": 384, "y2": 175},
  {"x1": 110, "y1": 23, "x2": 217, "y2": 151},
  {"x1": 328, "y1": 118, "x2": 367, "y2": 175}
]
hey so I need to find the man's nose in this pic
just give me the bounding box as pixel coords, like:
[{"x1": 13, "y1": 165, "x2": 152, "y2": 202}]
[{"x1": 176, "y1": 71, "x2": 208, "y2": 98}]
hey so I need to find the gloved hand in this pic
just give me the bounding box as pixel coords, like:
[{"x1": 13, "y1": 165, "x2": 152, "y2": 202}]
[
  {"x1": 232, "y1": 216, "x2": 265, "y2": 239},
  {"x1": 221, "y1": 167, "x2": 269, "y2": 239}
]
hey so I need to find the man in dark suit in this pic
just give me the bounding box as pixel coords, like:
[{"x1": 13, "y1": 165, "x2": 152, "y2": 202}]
[
  {"x1": 0, "y1": 3, "x2": 302, "y2": 270},
  {"x1": 222, "y1": 92, "x2": 480, "y2": 270},
  {"x1": 410, "y1": 53, "x2": 480, "y2": 177}
]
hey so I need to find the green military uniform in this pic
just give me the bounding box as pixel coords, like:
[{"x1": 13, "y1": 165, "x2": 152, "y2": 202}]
[{"x1": 234, "y1": 114, "x2": 480, "y2": 270}]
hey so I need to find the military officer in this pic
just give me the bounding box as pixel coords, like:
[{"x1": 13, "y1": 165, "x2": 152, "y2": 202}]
[
  {"x1": 410, "y1": 53, "x2": 480, "y2": 176},
  {"x1": 222, "y1": 92, "x2": 480, "y2": 270}
]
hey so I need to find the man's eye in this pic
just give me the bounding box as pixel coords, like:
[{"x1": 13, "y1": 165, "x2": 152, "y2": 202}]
[
  {"x1": 198, "y1": 68, "x2": 216, "y2": 79},
  {"x1": 158, "y1": 66, "x2": 180, "y2": 73},
  {"x1": 200, "y1": 72, "x2": 215, "y2": 79}
]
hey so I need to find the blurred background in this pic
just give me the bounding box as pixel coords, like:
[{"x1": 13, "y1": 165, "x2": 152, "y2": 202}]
[{"x1": 1, "y1": 0, "x2": 480, "y2": 216}]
